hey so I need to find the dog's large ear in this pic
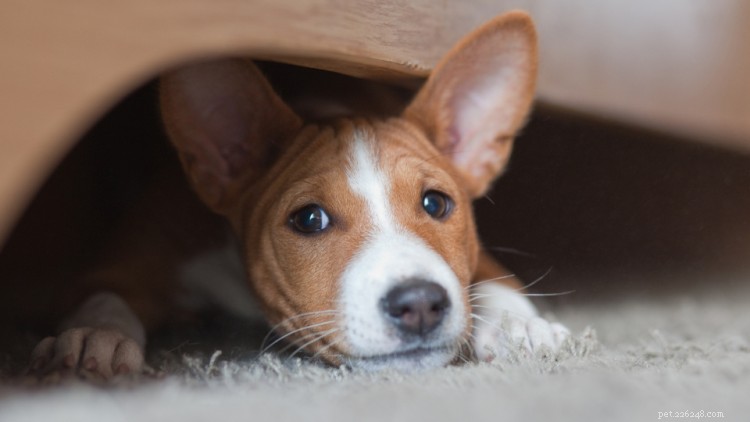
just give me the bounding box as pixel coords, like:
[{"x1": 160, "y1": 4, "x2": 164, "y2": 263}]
[
  {"x1": 403, "y1": 11, "x2": 537, "y2": 198},
  {"x1": 160, "y1": 59, "x2": 302, "y2": 214}
]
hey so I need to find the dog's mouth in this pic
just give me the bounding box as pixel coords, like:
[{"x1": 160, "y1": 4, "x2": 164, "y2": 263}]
[{"x1": 345, "y1": 344, "x2": 458, "y2": 372}]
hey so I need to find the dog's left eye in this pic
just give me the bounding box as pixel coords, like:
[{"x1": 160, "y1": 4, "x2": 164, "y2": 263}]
[
  {"x1": 422, "y1": 190, "x2": 454, "y2": 220},
  {"x1": 289, "y1": 204, "x2": 331, "y2": 234}
]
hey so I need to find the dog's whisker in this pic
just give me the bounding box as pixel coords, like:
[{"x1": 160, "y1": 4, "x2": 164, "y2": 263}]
[
  {"x1": 465, "y1": 336, "x2": 478, "y2": 362},
  {"x1": 512, "y1": 267, "x2": 553, "y2": 292},
  {"x1": 288, "y1": 328, "x2": 340, "y2": 359},
  {"x1": 260, "y1": 310, "x2": 340, "y2": 349},
  {"x1": 261, "y1": 320, "x2": 336, "y2": 353},
  {"x1": 471, "y1": 312, "x2": 505, "y2": 332},
  {"x1": 462, "y1": 333, "x2": 478, "y2": 359},
  {"x1": 276, "y1": 327, "x2": 337, "y2": 355},
  {"x1": 454, "y1": 337, "x2": 474, "y2": 364},
  {"x1": 261, "y1": 319, "x2": 338, "y2": 354},
  {"x1": 454, "y1": 348, "x2": 472, "y2": 365},
  {"x1": 276, "y1": 321, "x2": 333, "y2": 353},
  {"x1": 519, "y1": 291, "x2": 575, "y2": 297},
  {"x1": 468, "y1": 293, "x2": 502, "y2": 299},
  {"x1": 466, "y1": 274, "x2": 518, "y2": 290},
  {"x1": 268, "y1": 310, "x2": 340, "y2": 328},
  {"x1": 470, "y1": 305, "x2": 540, "y2": 322},
  {"x1": 468, "y1": 290, "x2": 575, "y2": 303},
  {"x1": 487, "y1": 246, "x2": 537, "y2": 258},
  {"x1": 469, "y1": 266, "x2": 553, "y2": 293},
  {"x1": 310, "y1": 337, "x2": 344, "y2": 361},
  {"x1": 463, "y1": 333, "x2": 477, "y2": 346}
]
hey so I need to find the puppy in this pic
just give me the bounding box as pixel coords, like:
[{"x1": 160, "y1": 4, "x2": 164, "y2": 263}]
[{"x1": 27, "y1": 11, "x2": 568, "y2": 378}]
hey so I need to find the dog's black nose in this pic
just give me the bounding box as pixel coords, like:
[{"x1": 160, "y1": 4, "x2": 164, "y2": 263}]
[{"x1": 381, "y1": 280, "x2": 450, "y2": 337}]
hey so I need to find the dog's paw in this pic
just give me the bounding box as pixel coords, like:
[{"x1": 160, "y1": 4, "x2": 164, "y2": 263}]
[
  {"x1": 470, "y1": 282, "x2": 569, "y2": 361},
  {"x1": 473, "y1": 312, "x2": 570, "y2": 361},
  {"x1": 28, "y1": 327, "x2": 144, "y2": 381}
]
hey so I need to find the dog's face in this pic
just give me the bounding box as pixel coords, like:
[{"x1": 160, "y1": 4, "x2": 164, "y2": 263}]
[
  {"x1": 161, "y1": 12, "x2": 537, "y2": 371},
  {"x1": 244, "y1": 118, "x2": 477, "y2": 370}
]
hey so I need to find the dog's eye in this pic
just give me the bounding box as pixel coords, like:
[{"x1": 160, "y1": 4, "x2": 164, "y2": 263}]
[
  {"x1": 422, "y1": 190, "x2": 453, "y2": 220},
  {"x1": 289, "y1": 204, "x2": 331, "y2": 234}
]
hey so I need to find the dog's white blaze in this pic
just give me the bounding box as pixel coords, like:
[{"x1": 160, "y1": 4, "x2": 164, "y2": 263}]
[
  {"x1": 347, "y1": 136, "x2": 394, "y2": 232},
  {"x1": 340, "y1": 133, "x2": 465, "y2": 371}
]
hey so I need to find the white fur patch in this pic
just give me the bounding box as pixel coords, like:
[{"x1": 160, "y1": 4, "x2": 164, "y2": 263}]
[
  {"x1": 339, "y1": 132, "x2": 465, "y2": 371},
  {"x1": 179, "y1": 237, "x2": 262, "y2": 320},
  {"x1": 471, "y1": 283, "x2": 569, "y2": 361}
]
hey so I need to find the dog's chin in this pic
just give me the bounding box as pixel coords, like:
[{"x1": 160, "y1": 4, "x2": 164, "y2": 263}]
[{"x1": 345, "y1": 345, "x2": 457, "y2": 373}]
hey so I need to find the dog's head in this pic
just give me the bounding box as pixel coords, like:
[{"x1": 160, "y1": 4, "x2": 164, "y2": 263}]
[{"x1": 161, "y1": 11, "x2": 536, "y2": 371}]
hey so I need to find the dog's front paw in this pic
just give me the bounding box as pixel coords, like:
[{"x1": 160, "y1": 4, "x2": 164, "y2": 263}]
[
  {"x1": 473, "y1": 312, "x2": 569, "y2": 361},
  {"x1": 470, "y1": 282, "x2": 569, "y2": 361},
  {"x1": 28, "y1": 327, "x2": 144, "y2": 381}
]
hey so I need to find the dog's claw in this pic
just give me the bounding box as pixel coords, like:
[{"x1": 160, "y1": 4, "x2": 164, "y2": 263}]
[
  {"x1": 83, "y1": 356, "x2": 98, "y2": 370},
  {"x1": 116, "y1": 363, "x2": 133, "y2": 375},
  {"x1": 27, "y1": 327, "x2": 144, "y2": 381}
]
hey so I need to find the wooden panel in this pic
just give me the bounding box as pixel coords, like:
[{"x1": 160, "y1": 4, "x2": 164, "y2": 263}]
[
  {"x1": 0, "y1": 0, "x2": 507, "y2": 246},
  {"x1": 526, "y1": 0, "x2": 750, "y2": 148},
  {"x1": 1, "y1": 0, "x2": 749, "y2": 247}
]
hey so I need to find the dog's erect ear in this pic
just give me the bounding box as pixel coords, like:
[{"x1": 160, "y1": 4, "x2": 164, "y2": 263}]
[
  {"x1": 403, "y1": 11, "x2": 537, "y2": 198},
  {"x1": 160, "y1": 59, "x2": 302, "y2": 214}
]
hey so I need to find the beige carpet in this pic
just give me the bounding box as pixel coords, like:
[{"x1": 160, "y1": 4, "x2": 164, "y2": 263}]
[{"x1": 1, "y1": 274, "x2": 748, "y2": 422}]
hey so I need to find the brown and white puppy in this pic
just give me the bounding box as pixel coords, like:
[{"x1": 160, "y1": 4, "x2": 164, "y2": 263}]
[{"x1": 28, "y1": 11, "x2": 568, "y2": 377}]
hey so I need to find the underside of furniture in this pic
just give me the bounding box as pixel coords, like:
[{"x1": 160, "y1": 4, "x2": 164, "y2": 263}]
[{"x1": 1, "y1": 0, "x2": 748, "y2": 247}]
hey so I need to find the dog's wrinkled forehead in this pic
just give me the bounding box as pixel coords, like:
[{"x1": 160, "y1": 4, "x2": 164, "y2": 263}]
[{"x1": 334, "y1": 120, "x2": 461, "y2": 231}]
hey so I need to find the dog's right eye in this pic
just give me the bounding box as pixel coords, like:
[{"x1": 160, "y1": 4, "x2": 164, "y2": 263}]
[
  {"x1": 289, "y1": 204, "x2": 331, "y2": 234},
  {"x1": 422, "y1": 190, "x2": 454, "y2": 220}
]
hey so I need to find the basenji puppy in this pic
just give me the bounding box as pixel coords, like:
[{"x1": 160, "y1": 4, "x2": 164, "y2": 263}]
[{"x1": 27, "y1": 11, "x2": 568, "y2": 378}]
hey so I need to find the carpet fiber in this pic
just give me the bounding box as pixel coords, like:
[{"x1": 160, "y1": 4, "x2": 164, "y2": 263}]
[{"x1": 1, "y1": 276, "x2": 748, "y2": 422}]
